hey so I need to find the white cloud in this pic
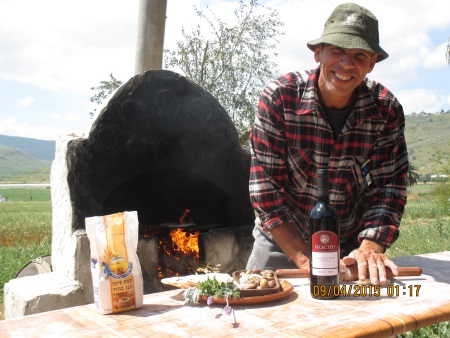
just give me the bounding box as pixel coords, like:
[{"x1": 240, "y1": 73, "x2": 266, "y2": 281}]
[
  {"x1": 1, "y1": 0, "x2": 449, "y2": 95},
  {"x1": 423, "y1": 42, "x2": 449, "y2": 69},
  {"x1": 0, "y1": 0, "x2": 449, "y2": 141},
  {"x1": 17, "y1": 95, "x2": 35, "y2": 108},
  {"x1": 0, "y1": 116, "x2": 86, "y2": 141},
  {"x1": 0, "y1": 0, "x2": 139, "y2": 93},
  {"x1": 396, "y1": 89, "x2": 447, "y2": 114},
  {"x1": 50, "y1": 113, "x2": 80, "y2": 122}
]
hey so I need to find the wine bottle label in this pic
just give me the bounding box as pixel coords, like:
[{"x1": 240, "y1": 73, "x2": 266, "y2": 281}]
[{"x1": 311, "y1": 230, "x2": 339, "y2": 276}]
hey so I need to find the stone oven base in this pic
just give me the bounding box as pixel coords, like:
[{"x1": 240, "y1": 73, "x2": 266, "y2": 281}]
[
  {"x1": 139, "y1": 224, "x2": 254, "y2": 294},
  {"x1": 4, "y1": 224, "x2": 255, "y2": 318}
]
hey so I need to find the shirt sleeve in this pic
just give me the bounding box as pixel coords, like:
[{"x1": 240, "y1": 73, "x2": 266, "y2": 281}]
[
  {"x1": 358, "y1": 95, "x2": 409, "y2": 248},
  {"x1": 249, "y1": 82, "x2": 294, "y2": 232}
]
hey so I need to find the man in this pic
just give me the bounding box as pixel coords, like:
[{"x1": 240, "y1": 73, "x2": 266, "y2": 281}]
[{"x1": 246, "y1": 3, "x2": 408, "y2": 285}]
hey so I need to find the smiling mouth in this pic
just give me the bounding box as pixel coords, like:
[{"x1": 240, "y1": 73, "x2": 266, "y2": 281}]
[{"x1": 335, "y1": 72, "x2": 352, "y2": 81}]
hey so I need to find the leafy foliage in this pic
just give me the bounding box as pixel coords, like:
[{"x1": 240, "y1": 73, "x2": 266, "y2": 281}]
[
  {"x1": 406, "y1": 162, "x2": 421, "y2": 187},
  {"x1": 434, "y1": 148, "x2": 450, "y2": 175},
  {"x1": 164, "y1": 0, "x2": 285, "y2": 144},
  {"x1": 89, "y1": 73, "x2": 123, "y2": 118},
  {"x1": 447, "y1": 36, "x2": 450, "y2": 65}
]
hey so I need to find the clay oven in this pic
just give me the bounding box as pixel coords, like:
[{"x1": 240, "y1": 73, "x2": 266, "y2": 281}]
[
  {"x1": 58, "y1": 69, "x2": 255, "y2": 296},
  {"x1": 5, "y1": 70, "x2": 257, "y2": 318}
]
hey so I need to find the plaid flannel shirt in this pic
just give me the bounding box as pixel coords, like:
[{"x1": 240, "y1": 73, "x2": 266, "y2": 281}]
[{"x1": 249, "y1": 68, "x2": 408, "y2": 255}]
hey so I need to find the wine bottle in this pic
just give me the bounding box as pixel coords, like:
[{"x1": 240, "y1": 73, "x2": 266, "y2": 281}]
[{"x1": 309, "y1": 168, "x2": 340, "y2": 299}]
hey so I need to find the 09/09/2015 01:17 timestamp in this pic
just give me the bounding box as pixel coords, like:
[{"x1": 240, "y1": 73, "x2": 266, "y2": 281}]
[{"x1": 312, "y1": 284, "x2": 421, "y2": 298}]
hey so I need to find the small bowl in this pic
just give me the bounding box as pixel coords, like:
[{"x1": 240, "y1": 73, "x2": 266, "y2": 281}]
[{"x1": 232, "y1": 270, "x2": 281, "y2": 297}]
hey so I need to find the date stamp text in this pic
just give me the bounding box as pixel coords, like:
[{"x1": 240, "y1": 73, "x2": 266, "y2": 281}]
[{"x1": 312, "y1": 284, "x2": 421, "y2": 298}]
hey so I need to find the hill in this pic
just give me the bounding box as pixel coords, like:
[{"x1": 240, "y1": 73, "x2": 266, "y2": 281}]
[
  {"x1": 0, "y1": 112, "x2": 449, "y2": 182},
  {"x1": 405, "y1": 112, "x2": 450, "y2": 176},
  {"x1": 0, "y1": 135, "x2": 55, "y2": 183},
  {"x1": 0, "y1": 135, "x2": 55, "y2": 161},
  {"x1": 0, "y1": 145, "x2": 52, "y2": 182}
]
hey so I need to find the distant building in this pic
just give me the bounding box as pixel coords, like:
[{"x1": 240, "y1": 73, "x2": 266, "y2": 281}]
[{"x1": 430, "y1": 174, "x2": 449, "y2": 181}]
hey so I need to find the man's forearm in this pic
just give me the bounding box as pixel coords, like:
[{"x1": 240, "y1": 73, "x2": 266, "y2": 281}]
[{"x1": 269, "y1": 221, "x2": 310, "y2": 269}]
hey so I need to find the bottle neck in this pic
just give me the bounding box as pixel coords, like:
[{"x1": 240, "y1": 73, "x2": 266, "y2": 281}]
[
  {"x1": 316, "y1": 169, "x2": 329, "y2": 203},
  {"x1": 317, "y1": 192, "x2": 329, "y2": 203}
]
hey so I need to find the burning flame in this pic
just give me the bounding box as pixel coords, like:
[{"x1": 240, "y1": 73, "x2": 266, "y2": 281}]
[
  {"x1": 179, "y1": 208, "x2": 192, "y2": 224},
  {"x1": 151, "y1": 208, "x2": 201, "y2": 278},
  {"x1": 170, "y1": 228, "x2": 200, "y2": 259}
]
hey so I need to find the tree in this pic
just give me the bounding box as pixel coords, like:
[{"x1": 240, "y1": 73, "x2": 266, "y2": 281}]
[
  {"x1": 434, "y1": 149, "x2": 450, "y2": 176},
  {"x1": 164, "y1": 0, "x2": 285, "y2": 144},
  {"x1": 421, "y1": 173, "x2": 431, "y2": 184},
  {"x1": 406, "y1": 162, "x2": 420, "y2": 187},
  {"x1": 447, "y1": 36, "x2": 450, "y2": 64},
  {"x1": 89, "y1": 74, "x2": 123, "y2": 118}
]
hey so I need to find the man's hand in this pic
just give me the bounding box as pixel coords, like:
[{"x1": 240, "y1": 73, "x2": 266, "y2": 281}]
[{"x1": 342, "y1": 239, "x2": 398, "y2": 284}]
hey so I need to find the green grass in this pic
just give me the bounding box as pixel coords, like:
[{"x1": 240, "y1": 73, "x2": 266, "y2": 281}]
[
  {"x1": 0, "y1": 189, "x2": 52, "y2": 320},
  {"x1": 386, "y1": 184, "x2": 450, "y2": 257},
  {"x1": 408, "y1": 183, "x2": 441, "y2": 194},
  {"x1": 399, "y1": 321, "x2": 450, "y2": 338},
  {"x1": 384, "y1": 184, "x2": 450, "y2": 337},
  {"x1": 0, "y1": 167, "x2": 51, "y2": 184},
  {"x1": 0, "y1": 186, "x2": 449, "y2": 337},
  {"x1": 0, "y1": 188, "x2": 51, "y2": 202}
]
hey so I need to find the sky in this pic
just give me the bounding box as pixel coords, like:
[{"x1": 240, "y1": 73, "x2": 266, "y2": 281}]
[{"x1": 0, "y1": 0, "x2": 449, "y2": 141}]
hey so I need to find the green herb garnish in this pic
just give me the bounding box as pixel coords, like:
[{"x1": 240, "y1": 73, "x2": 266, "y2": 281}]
[
  {"x1": 198, "y1": 277, "x2": 240, "y2": 299},
  {"x1": 183, "y1": 276, "x2": 240, "y2": 306}
]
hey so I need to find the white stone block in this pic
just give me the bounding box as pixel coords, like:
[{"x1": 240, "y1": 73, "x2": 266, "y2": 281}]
[{"x1": 4, "y1": 272, "x2": 85, "y2": 319}]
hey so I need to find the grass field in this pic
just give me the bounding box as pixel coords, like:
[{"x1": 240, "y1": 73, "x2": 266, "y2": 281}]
[
  {"x1": 387, "y1": 184, "x2": 450, "y2": 258},
  {"x1": 0, "y1": 187, "x2": 51, "y2": 201},
  {"x1": 0, "y1": 186, "x2": 449, "y2": 336},
  {"x1": 0, "y1": 189, "x2": 52, "y2": 322}
]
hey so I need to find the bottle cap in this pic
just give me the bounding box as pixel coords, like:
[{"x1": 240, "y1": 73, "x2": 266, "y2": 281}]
[{"x1": 317, "y1": 169, "x2": 329, "y2": 196}]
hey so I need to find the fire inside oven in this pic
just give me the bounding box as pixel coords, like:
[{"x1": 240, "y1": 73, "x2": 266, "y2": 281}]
[{"x1": 142, "y1": 209, "x2": 222, "y2": 278}]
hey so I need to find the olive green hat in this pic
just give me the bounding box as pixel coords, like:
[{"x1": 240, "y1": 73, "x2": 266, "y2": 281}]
[{"x1": 307, "y1": 3, "x2": 388, "y2": 62}]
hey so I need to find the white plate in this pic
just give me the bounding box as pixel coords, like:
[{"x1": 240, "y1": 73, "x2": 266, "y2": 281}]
[{"x1": 161, "y1": 273, "x2": 232, "y2": 289}]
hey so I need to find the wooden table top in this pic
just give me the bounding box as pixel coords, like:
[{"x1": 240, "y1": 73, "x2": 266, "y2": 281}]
[{"x1": 1, "y1": 251, "x2": 450, "y2": 338}]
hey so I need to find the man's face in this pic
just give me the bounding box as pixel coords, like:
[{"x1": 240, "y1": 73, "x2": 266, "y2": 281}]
[{"x1": 314, "y1": 44, "x2": 377, "y2": 109}]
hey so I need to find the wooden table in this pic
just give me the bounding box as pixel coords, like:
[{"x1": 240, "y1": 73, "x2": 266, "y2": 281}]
[{"x1": 2, "y1": 251, "x2": 450, "y2": 338}]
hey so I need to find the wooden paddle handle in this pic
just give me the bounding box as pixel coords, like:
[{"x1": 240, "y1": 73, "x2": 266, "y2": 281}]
[{"x1": 275, "y1": 267, "x2": 422, "y2": 280}]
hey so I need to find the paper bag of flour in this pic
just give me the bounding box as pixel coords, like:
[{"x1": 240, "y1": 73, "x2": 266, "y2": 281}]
[{"x1": 86, "y1": 211, "x2": 143, "y2": 314}]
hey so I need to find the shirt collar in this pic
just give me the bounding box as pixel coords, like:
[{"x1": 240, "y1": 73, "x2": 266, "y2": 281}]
[{"x1": 305, "y1": 67, "x2": 384, "y2": 126}]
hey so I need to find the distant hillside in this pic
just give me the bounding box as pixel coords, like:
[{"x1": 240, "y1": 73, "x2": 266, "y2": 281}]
[
  {"x1": 405, "y1": 113, "x2": 450, "y2": 175},
  {"x1": 0, "y1": 145, "x2": 52, "y2": 182},
  {"x1": 0, "y1": 113, "x2": 449, "y2": 182},
  {"x1": 0, "y1": 135, "x2": 55, "y2": 161},
  {"x1": 0, "y1": 166, "x2": 51, "y2": 183}
]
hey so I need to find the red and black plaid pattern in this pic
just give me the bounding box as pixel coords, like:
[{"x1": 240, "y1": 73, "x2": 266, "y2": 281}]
[{"x1": 249, "y1": 68, "x2": 408, "y2": 255}]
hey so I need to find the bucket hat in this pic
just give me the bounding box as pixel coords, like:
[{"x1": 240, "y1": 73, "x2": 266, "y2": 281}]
[{"x1": 307, "y1": 3, "x2": 388, "y2": 62}]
